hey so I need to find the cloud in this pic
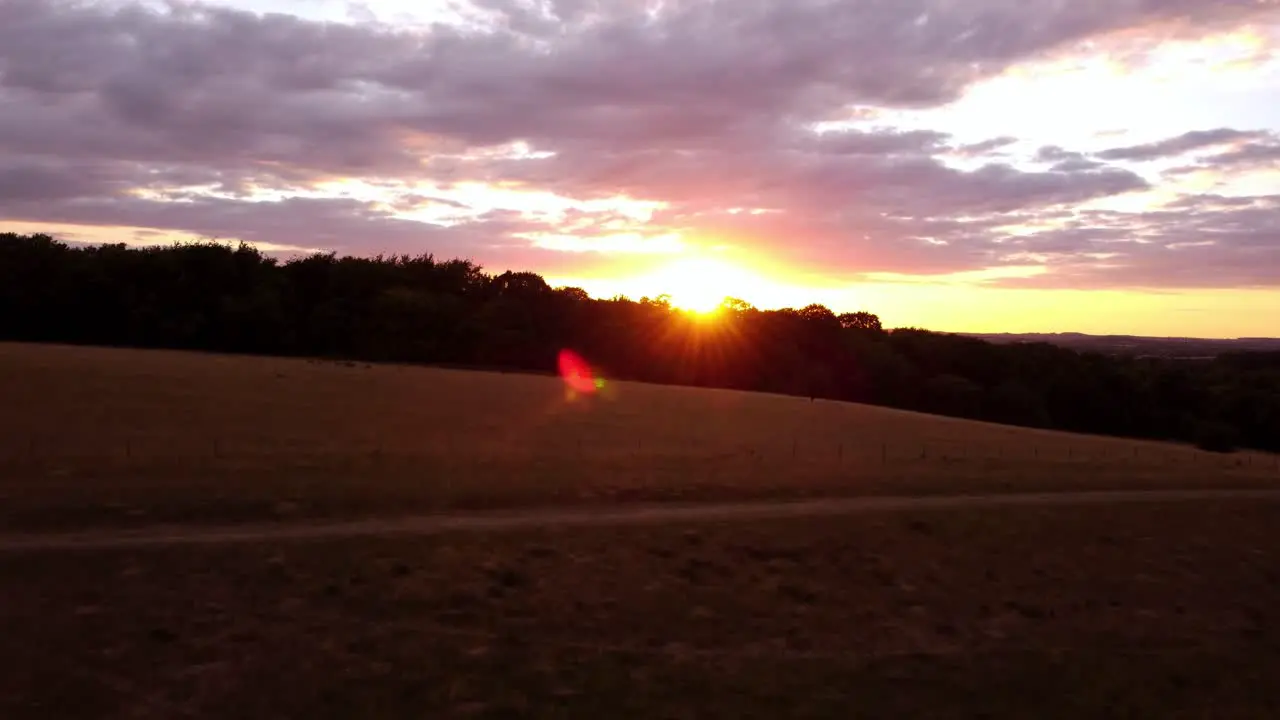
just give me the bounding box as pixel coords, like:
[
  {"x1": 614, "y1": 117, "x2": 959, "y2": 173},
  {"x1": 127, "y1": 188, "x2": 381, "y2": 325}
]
[
  {"x1": 993, "y1": 194, "x2": 1280, "y2": 289},
  {"x1": 2, "y1": 0, "x2": 1280, "y2": 290},
  {"x1": 1097, "y1": 128, "x2": 1268, "y2": 161},
  {"x1": 1108, "y1": 128, "x2": 1280, "y2": 177},
  {"x1": 951, "y1": 136, "x2": 1020, "y2": 157},
  {"x1": 0, "y1": 157, "x2": 123, "y2": 202},
  {"x1": 7, "y1": 0, "x2": 1276, "y2": 167},
  {"x1": 1036, "y1": 146, "x2": 1083, "y2": 163},
  {"x1": 1033, "y1": 147, "x2": 1108, "y2": 172},
  {"x1": 804, "y1": 129, "x2": 952, "y2": 156},
  {"x1": 1202, "y1": 137, "x2": 1280, "y2": 168}
]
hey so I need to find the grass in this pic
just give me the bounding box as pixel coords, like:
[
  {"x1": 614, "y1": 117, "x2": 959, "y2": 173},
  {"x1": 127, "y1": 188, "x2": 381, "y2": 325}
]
[
  {"x1": 2, "y1": 342, "x2": 1279, "y2": 531},
  {"x1": 5, "y1": 342, "x2": 1280, "y2": 717},
  {"x1": 4, "y1": 501, "x2": 1280, "y2": 718}
]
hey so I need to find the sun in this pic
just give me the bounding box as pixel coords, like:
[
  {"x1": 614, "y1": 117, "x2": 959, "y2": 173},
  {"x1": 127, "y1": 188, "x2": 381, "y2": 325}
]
[{"x1": 648, "y1": 257, "x2": 758, "y2": 313}]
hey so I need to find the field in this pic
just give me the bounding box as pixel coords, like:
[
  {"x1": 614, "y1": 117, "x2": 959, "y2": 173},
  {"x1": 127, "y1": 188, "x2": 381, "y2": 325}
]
[
  {"x1": 2, "y1": 342, "x2": 1278, "y2": 531},
  {"x1": 6, "y1": 504, "x2": 1280, "y2": 718},
  {"x1": 4, "y1": 342, "x2": 1280, "y2": 718}
]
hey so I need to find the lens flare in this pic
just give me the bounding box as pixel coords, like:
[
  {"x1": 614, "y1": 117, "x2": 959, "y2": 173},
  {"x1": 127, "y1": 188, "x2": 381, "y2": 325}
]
[{"x1": 558, "y1": 349, "x2": 600, "y2": 394}]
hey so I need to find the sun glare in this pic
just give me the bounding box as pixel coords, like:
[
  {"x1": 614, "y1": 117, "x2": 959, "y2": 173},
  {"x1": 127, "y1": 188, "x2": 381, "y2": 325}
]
[{"x1": 649, "y1": 257, "x2": 758, "y2": 314}]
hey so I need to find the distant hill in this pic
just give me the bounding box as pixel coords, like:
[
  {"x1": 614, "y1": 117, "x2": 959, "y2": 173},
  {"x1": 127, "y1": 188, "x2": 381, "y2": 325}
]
[{"x1": 956, "y1": 332, "x2": 1280, "y2": 359}]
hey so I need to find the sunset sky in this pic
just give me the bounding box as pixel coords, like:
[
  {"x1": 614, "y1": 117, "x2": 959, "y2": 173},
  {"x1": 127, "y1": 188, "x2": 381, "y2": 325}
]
[{"x1": 3, "y1": 0, "x2": 1279, "y2": 336}]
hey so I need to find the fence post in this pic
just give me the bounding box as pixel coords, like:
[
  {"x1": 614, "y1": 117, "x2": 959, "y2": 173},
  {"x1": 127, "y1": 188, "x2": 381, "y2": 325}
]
[
  {"x1": 838, "y1": 443, "x2": 843, "y2": 462},
  {"x1": 881, "y1": 443, "x2": 887, "y2": 464},
  {"x1": 791, "y1": 438, "x2": 796, "y2": 459}
]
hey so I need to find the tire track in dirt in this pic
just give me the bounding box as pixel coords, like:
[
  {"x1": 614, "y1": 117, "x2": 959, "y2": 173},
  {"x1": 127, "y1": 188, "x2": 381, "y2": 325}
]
[{"x1": 3, "y1": 488, "x2": 1280, "y2": 552}]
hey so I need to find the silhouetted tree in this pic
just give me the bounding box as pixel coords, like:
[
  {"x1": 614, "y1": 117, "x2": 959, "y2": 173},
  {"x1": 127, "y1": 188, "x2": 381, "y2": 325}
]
[{"x1": 838, "y1": 311, "x2": 883, "y2": 332}]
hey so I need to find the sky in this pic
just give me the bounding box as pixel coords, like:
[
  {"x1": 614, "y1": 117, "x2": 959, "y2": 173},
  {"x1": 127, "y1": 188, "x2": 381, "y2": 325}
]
[{"x1": 2, "y1": 0, "x2": 1280, "y2": 337}]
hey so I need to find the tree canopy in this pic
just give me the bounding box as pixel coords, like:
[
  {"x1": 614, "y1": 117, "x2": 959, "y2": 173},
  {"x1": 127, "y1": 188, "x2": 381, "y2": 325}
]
[{"x1": 3, "y1": 232, "x2": 1277, "y2": 453}]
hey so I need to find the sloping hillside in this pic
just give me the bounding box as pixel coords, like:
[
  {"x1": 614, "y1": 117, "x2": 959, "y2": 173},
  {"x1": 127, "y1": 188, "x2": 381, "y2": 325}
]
[{"x1": 2, "y1": 342, "x2": 1277, "y2": 530}]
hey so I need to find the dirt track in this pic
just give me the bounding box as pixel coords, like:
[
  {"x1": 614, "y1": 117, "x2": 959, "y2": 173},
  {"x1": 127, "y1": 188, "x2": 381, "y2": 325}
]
[{"x1": 3, "y1": 488, "x2": 1280, "y2": 553}]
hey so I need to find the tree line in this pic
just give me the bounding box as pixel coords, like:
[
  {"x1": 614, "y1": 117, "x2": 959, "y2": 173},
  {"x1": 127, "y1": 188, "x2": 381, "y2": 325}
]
[{"x1": 3, "y1": 232, "x2": 1277, "y2": 453}]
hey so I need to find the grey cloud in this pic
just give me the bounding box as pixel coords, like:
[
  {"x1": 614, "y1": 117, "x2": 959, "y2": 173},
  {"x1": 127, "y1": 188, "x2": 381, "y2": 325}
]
[
  {"x1": 2, "y1": 191, "x2": 493, "y2": 258},
  {"x1": 615, "y1": 152, "x2": 1151, "y2": 277},
  {"x1": 0, "y1": 156, "x2": 661, "y2": 272},
  {"x1": 803, "y1": 129, "x2": 952, "y2": 156},
  {"x1": 951, "y1": 136, "x2": 1019, "y2": 157},
  {"x1": 481, "y1": 127, "x2": 1149, "y2": 216},
  {"x1": 6, "y1": 0, "x2": 1277, "y2": 170},
  {"x1": 1036, "y1": 145, "x2": 1084, "y2": 163},
  {"x1": 392, "y1": 194, "x2": 474, "y2": 211},
  {"x1": 1051, "y1": 158, "x2": 1107, "y2": 172},
  {"x1": 757, "y1": 153, "x2": 1149, "y2": 219},
  {"x1": 0, "y1": 158, "x2": 123, "y2": 202},
  {"x1": 1037, "y1": 145, "x2": 1115, "y2": 171},
  {"x1": 1205, "y1": 139, "x2": 1280, "y2": 168},
  {"x1": 992, "y1": 196, "x2": 1280, "y2": 289},
  {"x1": 1164, "y1": 194, "x2": 1268, "y2": 211},
  {"x1": 1097, "y1": 128, "x2": 1267, "y2": 161},
  {"x1": 1144, "y1": 133, "x2": 1280, "y2": 175}
]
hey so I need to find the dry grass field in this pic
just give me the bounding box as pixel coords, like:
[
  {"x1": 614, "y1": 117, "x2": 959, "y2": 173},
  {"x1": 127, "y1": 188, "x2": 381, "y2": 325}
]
[
  {"x1": 2, "y1": 342, "x2": 1278, "y2": 531},
  {"x1": 5, "y1": 502, "x2": 1280, "y2": 718},
  {"x1": 4, "y1": 342, "x2": 1280, "y2": 718}
]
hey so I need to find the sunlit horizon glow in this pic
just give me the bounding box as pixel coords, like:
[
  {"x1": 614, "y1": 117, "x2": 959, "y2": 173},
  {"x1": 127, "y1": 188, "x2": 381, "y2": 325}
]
[
  {"x1": 646, "y1": 257, "x2": 765, "y2": 313},
  {"x1": 4, "y1": 0, "x2": 1280, "y2": 338}
]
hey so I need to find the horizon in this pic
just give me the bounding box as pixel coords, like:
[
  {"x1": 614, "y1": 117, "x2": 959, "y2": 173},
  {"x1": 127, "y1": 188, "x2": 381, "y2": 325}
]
[
  {"x1": 16, "y1": 229, "x2": 1280, "y2": 342},
  {"x1": 3, "y1": 0, "x2": 1280, "y2": 337}
]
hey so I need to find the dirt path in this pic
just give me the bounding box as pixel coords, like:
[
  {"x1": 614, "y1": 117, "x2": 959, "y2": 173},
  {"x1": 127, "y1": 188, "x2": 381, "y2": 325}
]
[{"x1": 4, "y1": 488, "x2": 1280, "y2": 553}]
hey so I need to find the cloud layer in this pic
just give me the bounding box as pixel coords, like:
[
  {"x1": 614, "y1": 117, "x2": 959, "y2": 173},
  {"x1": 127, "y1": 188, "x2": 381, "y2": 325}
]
[{"x1": 2, "y1": 0, "x2": 1280, "y2": 290}]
